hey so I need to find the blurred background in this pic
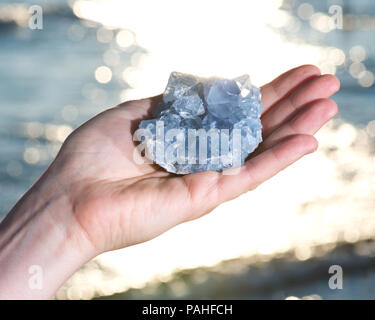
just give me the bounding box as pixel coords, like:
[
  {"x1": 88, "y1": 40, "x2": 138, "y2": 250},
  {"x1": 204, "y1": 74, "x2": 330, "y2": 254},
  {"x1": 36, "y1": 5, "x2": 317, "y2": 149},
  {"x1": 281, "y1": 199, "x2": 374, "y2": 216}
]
[{"x1": 1, "y1": 0, "x2": 375, "y2": 300}]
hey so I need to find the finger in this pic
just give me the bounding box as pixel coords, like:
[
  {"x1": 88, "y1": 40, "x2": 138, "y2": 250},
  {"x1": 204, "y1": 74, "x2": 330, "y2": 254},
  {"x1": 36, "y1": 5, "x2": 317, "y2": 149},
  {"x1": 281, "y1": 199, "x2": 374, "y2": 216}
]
[
  {"x1": 116, "y1": 95, "x2": 163, "y2": 119},
  {"x1": 261, "y1": 65, "x2": 321, "y2": 113},
  {"x1": 262, "y1": 74, "x2": 340, "y2": 138},
  {"x1": 258, "y1": 99, "x2": 338, "y2": 152},
  {"x1": 218, "y1": 134, "x2": 317, "y2": 201},
  {"x1": 122, "y1": 65, "x2": 320, "y2": 117},
  {"x1": 183, "y1": 134, "x2": 318, "y2": 218}
]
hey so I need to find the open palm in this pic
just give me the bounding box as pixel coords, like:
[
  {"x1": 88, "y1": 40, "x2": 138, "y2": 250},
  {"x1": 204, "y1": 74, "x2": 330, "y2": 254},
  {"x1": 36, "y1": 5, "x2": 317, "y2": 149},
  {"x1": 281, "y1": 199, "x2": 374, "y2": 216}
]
[{"x1": 55, "y1": 65, "x2": 339, "y2": 254}]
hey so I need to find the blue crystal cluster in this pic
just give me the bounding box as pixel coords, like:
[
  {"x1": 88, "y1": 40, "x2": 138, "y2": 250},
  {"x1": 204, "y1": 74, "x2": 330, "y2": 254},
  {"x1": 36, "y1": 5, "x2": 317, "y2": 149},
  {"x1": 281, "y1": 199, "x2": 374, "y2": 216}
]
[{"x1": 138, "y1": 72, "x2": 263, "y2": 174}]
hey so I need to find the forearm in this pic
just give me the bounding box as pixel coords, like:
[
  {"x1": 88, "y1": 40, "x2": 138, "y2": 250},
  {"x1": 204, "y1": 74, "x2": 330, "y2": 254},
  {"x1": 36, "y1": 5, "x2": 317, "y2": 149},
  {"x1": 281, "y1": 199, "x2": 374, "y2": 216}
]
[{"x1": 0, "y1": 169, "x2": 95, "y2": 299}]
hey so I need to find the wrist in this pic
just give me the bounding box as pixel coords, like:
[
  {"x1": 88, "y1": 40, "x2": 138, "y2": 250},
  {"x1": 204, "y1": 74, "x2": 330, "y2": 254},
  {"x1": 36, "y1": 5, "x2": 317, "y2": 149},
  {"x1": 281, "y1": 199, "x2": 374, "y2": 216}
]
[{"x1": 0, "y1": 164, "x2": 97, "y2": 299}]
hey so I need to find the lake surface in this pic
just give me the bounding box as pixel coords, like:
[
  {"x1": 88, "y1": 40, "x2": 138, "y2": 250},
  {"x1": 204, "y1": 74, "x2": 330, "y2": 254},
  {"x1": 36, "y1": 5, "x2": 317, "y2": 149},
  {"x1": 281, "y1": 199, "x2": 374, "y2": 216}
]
[{"x1": 1, "y1": 0, "x2": 375, "y2": 299}]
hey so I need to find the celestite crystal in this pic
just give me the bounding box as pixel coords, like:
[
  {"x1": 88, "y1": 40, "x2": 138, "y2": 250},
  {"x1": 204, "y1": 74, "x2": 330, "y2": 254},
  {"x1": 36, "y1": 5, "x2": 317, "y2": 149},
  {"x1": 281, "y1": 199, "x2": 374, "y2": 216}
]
[{"x1": 137, "y1": 72, "x2": 263, "y2": 174}]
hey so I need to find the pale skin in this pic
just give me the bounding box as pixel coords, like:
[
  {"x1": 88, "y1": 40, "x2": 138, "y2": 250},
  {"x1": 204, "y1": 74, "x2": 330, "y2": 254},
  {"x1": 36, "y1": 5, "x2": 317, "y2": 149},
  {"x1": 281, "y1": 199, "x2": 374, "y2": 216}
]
[{"x1": 0, "y1": 65, "x2": 340, "y2": 299}]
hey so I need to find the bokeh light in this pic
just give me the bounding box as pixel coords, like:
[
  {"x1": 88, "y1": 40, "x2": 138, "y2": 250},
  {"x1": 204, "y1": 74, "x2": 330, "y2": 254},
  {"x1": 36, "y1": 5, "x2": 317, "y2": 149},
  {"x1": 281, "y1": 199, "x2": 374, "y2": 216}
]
[
  {"x1": 297, "y1": 3, "x2": 314, "y2": 20},
  {"x1": 349, "y1": 45, "x2": 367, "y2": 63},
  {"x1": 116, "y1": 29, "x2": 135, "y2": 49},
  {"x1": 95, "y1": 65, "x2": 112, "y2": 84},
  {"x1": 358, "y1": 70, "x2": 375, "y2": 88},
  {"x1": 1, "y1": 0, "x2": 375, "y2": 300}
]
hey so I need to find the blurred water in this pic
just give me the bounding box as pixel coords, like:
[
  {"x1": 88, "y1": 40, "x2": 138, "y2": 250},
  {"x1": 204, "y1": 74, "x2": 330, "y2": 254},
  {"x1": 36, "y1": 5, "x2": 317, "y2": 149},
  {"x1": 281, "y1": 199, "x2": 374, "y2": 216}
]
[
  {"x1": 0, "y1": 0, "x2": 144, "y2": 214},
  {"x1": 1, "y1": 0, "x2": 375, "y2": 299},
  {"x1": 0, "y1": 0, "x2": 374, "y2": 214}
]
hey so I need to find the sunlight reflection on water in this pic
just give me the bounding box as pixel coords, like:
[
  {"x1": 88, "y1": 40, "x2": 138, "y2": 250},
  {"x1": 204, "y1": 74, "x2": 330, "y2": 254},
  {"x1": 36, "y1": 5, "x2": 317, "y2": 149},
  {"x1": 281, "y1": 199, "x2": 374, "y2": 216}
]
[
  {"x1": 51, "y1": 0, "x2": 375, "y2": 299},
  {"x1": 71, "y1": 0, "x2": 343, "y2": 97},
  {"x1": 58, "y1": 120, "x2": 375, "y2": 299}
]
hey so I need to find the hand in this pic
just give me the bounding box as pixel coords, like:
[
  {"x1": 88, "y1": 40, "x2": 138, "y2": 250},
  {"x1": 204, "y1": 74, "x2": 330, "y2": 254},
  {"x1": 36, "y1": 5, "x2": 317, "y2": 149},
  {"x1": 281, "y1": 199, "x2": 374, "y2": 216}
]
[
  {"x1": 60, "y1": 64, "x2": 339, "y2": 252},
  {"x1": 0, "y1": 65, "x2": 340, "y2": 299}
]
